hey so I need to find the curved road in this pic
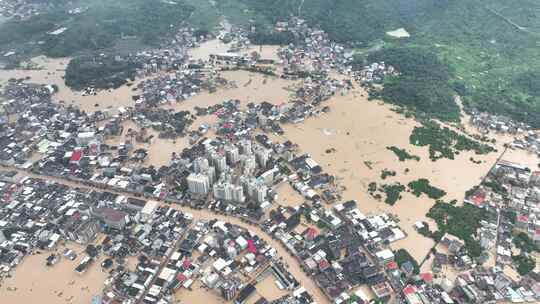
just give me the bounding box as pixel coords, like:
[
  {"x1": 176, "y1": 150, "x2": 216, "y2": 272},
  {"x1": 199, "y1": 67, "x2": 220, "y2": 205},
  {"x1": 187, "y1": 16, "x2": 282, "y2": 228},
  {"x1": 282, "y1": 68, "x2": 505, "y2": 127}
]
[{"x1": 2, "y1": 167, "x2": 328, "y2": 303}]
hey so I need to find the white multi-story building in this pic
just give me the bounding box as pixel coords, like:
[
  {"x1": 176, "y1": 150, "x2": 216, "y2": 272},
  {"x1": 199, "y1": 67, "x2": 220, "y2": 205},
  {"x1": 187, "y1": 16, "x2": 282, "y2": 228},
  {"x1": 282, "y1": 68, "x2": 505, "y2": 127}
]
[
  {"x1": 254, "y1": 146, "x2": 271, "y2": 168},
  {"x1": 225, "y1": 145, "x2": 240, "y2": 165},
  {"x1": 187, "y1": 173, "x2": 211, "y2": 195},
  {"x1": 241, "y1": 154, "x2": 257, "y2": 176},
  {"x1": 213, "y1": 182, "x2": 245, "y2": 203},
  {"x1": 239, "y1": 139, "x2": 252, "y2": 155},
  {"x1": 241, "y1": 177, "x2": 268, "y2": 203}
]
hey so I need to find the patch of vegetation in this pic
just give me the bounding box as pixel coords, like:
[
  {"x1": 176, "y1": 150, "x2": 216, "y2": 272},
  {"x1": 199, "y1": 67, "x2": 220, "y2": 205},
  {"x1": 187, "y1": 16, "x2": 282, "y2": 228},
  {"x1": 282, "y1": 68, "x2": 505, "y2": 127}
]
[
  {"x1": 368, "y1": 182, "x2": 377, "y2": 193},
  {"x1": 381, "y1": 183, "x2": 405, "y2": 205},
  {"x1": 0, "y1": 0, "x2": 196, "y2": 58},
  {"x1": 409, "y1": 121, "x2": 496, "y2": 161},
  {"x1": 513, "y1": 232, "x2": 539, "y2": 253},
  {"x1": 512, "y1": 255, "x2": 536, "y2": 275},
  {"x1": 65, "y1": 55, "x2": 140, "y2": 90},
  {"x1": 465, "y1": 185, "x2": 480, "y2": 198},
  {"x1": 427, "y1": 201, "x2": 487, "y2": 257},
  {"x1": 366, "y1": 47, "x2": 460, "y2": 122},
  {"x1": 469, "y1": 157, "x2": 482, "y2": 164},
  {"x1": 248, "y1": 29, "x2": 295, "y2": 45},
  {"x1": 394, "y1": 249, "x2": 420, "y2": 275},
  {"x1": 386, "y1": 146, "x2": 420, "y2": 162},
  {"x1": 482, "y1": 180, "x2": 507, "y2": 196},
  {"x1": 408, "y1": 179, "x2": 446, "y2": 200},
  {"x1": 417, "y1": 221, "x2": 432, "y2": 238},
  {"x1": 380, "y1": 169, "x2": 396, "y2": 180}
]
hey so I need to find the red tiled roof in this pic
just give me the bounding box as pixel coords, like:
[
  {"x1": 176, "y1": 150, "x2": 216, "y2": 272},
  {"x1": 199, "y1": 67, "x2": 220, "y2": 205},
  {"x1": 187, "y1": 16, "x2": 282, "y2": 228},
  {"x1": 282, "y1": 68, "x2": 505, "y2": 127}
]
[
  {"x1": 403, "y1": 285, "x2": 416, "y2": 295},
  {"x1": 182, "y1": 259, "x2": 191, "y2": 269},
  {"x1": 70, "y1": 149, "x2": 83, "y2": 162},
  {"x1": 471, "y1": 192, "x2": 486, "y2": 205},
  {"x1": 318, "y1": 259, "x2": 330, "y2": 270},
  {"x1": 247, "y1": 239, "x2": 257, "y2": 254},
  {"x1": 518, "y1": 214, "x2": 529, "y2": 222},
  {"x1": 420, "y1": 272, "x2": 433, "y2": 282},
  {"x1": 387, "y1": 261, "x2": 398, "y2": 270},
  {"x1": 305, "y1": 227, "x2": 318, "y2": 240},
  {"x1": 176, "y1": 273, "x2": 186, "y2": 282}
]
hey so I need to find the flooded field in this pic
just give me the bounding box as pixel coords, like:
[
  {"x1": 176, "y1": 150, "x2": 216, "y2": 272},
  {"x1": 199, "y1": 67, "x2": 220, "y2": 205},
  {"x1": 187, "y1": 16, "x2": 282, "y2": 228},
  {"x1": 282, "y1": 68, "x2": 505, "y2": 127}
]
[
  {"x1": 0, "y1": 56, "x2": 139, "y2": 114},
  {"x1": 251, "y1": 274, "x2": 290, "y2": 302},
  {"x1": 104, "y1": 120, "x2": 190, "y2": 168},
  {"x1": 271, "y1": 88, "x2": 504, "y2": 261},
  {"x1": 175, "y1": 280, "x2": 226, "y2": 304},
  {"x1": 190, "y1": 40, "x2": 280, "y2": 62},
  {"x1": 164, "y1": 70, "x2": 296, "y2": 113},
  {"x1": 0, "y1": 243, "x2": 107, "y2": 304},
  {"x1": 273, "y1": 182, "x2": 305, "y2": 208}
]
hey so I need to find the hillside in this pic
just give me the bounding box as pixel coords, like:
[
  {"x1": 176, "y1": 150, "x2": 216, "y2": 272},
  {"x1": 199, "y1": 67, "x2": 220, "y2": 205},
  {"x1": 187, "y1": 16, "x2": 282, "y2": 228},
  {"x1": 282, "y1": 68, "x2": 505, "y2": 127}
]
[
  {"x1": 239, "y1": 0, "x2": 540, "y2": 126},
  {"x1": 2, "y1": 0, "x2": 540, "y2": 126}
]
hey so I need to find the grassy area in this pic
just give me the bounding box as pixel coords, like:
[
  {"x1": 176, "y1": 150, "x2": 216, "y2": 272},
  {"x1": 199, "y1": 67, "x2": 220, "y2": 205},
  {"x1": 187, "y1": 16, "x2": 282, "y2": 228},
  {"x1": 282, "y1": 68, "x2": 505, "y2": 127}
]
[
  {"x1": 0, "y1": 0, "x2": 198, "y2": 58},
  {"x1": 367, "y1": 181, "x2": 405, "y2": 205},
  {"x1": 512, "y1": 232, "x2": 539, "y2": 253},
  {"x1": 409, "y1": 121, "x2": 496, "y2": 161},
  {"x1": 512, "y1": 255, "x2": 536, "y2": 275}
]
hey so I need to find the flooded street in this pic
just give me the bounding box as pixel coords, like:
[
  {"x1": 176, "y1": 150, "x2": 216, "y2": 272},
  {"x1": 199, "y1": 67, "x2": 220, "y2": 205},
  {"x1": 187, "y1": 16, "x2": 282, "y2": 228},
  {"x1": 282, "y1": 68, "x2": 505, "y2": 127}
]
[
  {"x1": 1, "y1": 33, "x2": 539, "y2": 304},
  {"x1": 0, "y1": 243, "x2": 107, "y2": 304}
]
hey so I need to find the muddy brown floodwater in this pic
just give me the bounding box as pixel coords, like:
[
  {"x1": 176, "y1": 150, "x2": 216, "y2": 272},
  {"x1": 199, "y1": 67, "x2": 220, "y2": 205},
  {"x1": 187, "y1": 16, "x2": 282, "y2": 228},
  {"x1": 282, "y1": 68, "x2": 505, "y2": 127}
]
[
  {"x1": 0, "y1": 243, "x2": 107, "y2": 304},
  {"x1": 0, "y1": 56, "x2": 141, "y2": 114},
  {"x1": 269, "y1": 87, "x2": 508, "y2": 262}
]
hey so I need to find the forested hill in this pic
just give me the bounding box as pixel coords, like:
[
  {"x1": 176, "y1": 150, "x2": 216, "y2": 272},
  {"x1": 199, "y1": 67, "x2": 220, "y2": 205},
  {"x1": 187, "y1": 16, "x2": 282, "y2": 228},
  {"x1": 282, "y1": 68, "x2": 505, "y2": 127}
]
[
  {"x1": 239, "y1": 0, "x2": 540, "y2": 126},
  {"x1": 2, "y1": 0, "x2": 540, "y2": 126}
]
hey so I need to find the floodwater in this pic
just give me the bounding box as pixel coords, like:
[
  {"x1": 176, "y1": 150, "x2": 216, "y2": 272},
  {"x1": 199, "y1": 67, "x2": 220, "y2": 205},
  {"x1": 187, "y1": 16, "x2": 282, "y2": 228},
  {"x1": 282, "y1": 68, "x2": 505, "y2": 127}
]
[
  {"x1": 163, "y1": 70, "x2": 296, "y2": 113},
  {"x1": 175, "y1": 279, "x2": 226, "y2": 304},
  {"x1": 2, "y1": 40, "x2": 539, "y2": 303},
  {"x1": 274, "y1": 182, "x2": 305, "y2": 208},
  {"x1": 251, "y1": 274, "x2": 290, "y2": 302},
  {"x1": 190, "y1": 40, "x2": 280, "y2": 62},
  {"x1": 104, "y1": 120, "x2": 190, "y2": 168},
  {"x1": 271, "y1": 88, "x2": 504, "y2": 262},
  {"x1": 0, "y1": 243, "x2": 107, "y2": 304},
  {"x1": 0, "y1": 56, "x2": 139, "y2": 114}
]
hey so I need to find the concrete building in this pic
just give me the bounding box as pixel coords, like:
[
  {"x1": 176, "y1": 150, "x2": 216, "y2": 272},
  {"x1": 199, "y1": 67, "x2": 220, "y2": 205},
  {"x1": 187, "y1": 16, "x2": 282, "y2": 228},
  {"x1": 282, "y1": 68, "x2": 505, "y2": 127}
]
[
  {"x1": 141, "y1": 200, "x2": 159, "y2": 222},
  {"x1": 187, "y1": 173, "x2": 211, "y2": 195},
  {"x1": 241, "y1": 177, "x2": 268, "y2": 203},
  {"x1": 239, "y1": 139, "x2": 252, "y2": 155},
  {"x1": 241, "y1": 155, "x2": 257, "y2": 176},
  {"x1": 225, "y1": 145, "x2": 240, "y2": 164},
  {"x1": 213, "y1": 182, "x2": 246, "y2": 203},
  {"x1": 254, "y1": 146, "x2": 271, "y2": 168}
]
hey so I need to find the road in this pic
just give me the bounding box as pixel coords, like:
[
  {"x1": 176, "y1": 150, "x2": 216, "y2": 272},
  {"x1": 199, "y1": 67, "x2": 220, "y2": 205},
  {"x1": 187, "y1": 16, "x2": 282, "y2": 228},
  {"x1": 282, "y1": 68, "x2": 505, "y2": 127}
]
[{"x1": 1, "y1": 166, "x2": 329, "y2": 304}]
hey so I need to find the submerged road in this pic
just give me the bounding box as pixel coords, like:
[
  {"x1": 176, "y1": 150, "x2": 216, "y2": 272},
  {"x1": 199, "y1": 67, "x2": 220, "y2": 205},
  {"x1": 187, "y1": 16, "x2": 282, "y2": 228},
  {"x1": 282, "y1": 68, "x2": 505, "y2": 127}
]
[{"x1": 1, "y1": 166, "x2": 329, "y2": 304}]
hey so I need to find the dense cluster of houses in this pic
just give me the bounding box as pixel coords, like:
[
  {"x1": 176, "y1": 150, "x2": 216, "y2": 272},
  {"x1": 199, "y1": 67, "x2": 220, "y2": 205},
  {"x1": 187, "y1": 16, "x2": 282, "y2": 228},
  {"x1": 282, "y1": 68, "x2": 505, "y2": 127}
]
[
  {"x1": 0, "y1": 174, "x2": 310, "y2": 304},
  {"x1": 354, "y1": 62, "x2": 399, "y2": 85},
  {"x1": 0, "y1": 0, "x2": 50, "y2": 20},
  {"x1": 2, "y1": 16, "x2": 540, "y2": 304}
]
